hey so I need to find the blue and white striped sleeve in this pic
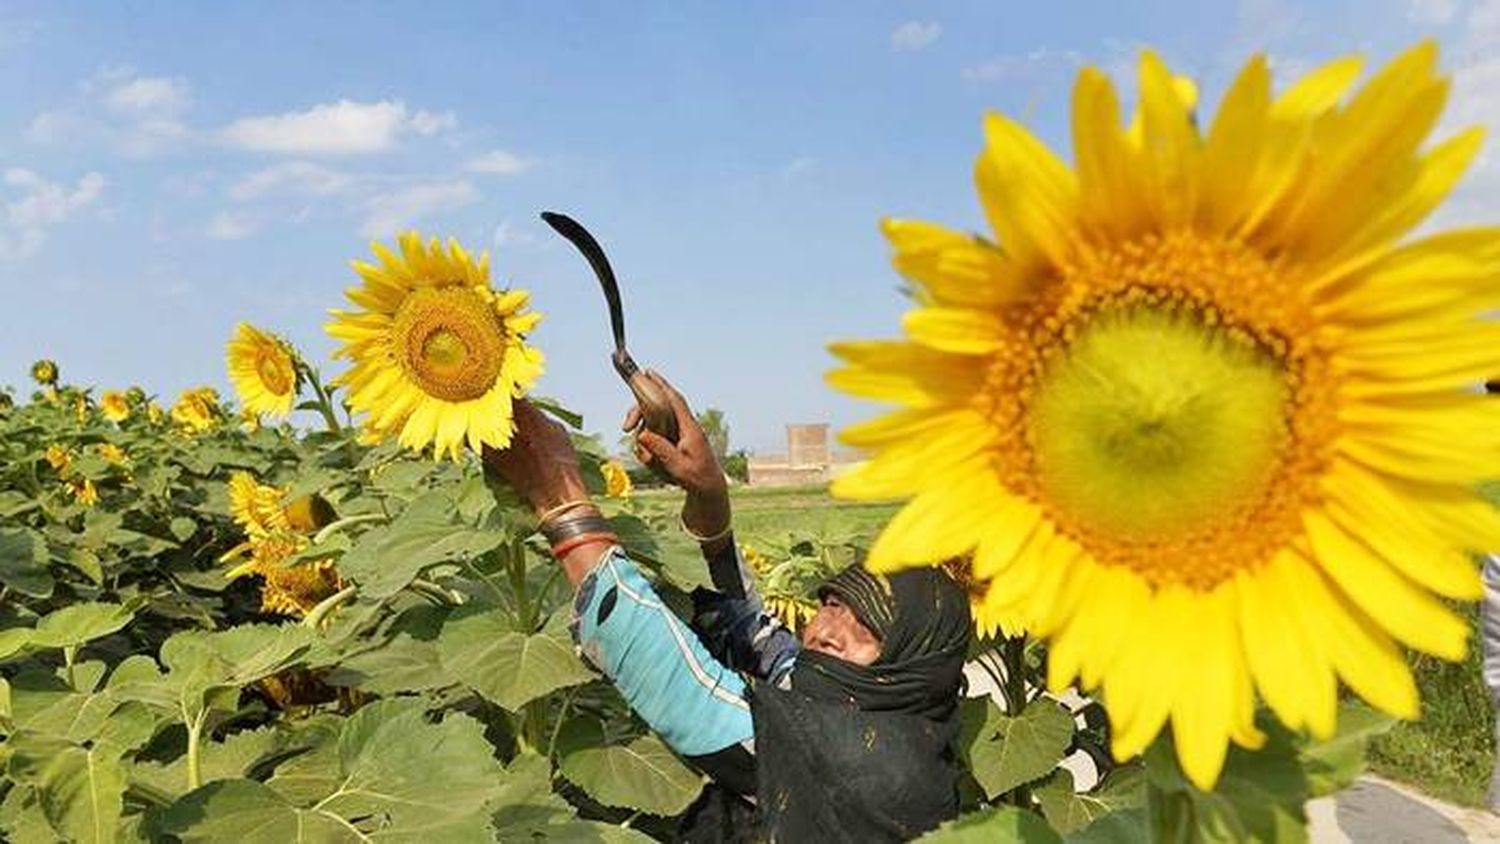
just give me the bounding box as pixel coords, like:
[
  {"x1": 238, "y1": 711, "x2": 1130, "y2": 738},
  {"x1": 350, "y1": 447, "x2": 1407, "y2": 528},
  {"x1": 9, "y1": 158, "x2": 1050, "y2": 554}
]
[{"x1": 569, "y1": 547, "x2": 755, "y2": 758}]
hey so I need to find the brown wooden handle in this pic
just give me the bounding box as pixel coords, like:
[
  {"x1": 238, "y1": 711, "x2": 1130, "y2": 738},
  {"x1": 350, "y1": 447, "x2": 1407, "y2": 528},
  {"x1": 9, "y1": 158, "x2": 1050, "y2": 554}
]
[{"x1": 628, "y1": 372, "x2": 679, "y2": 444}]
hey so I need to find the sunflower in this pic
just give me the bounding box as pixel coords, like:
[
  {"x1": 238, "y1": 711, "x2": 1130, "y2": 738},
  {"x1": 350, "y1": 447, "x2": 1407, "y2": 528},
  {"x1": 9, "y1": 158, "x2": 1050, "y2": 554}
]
[
  {"x1": 68, "y1": 478, "x2": 98, "y2": 507},
  {"x1": 226, "y1": 323, "x2": 300, "y2": 418},
  {"x1": 171, "y1": 386, "x2": 222, "y2": 433},
  {"x1": 240, "y1": 409, "x2": 262, "y2": 433},
  {"x1": 30, "y1": 359, "x2": 57, "y2": 386},
  {"x1": 326, "y1": 231, "x2": 545, "y2": 461},
  {"x1": 764, "y1": 593, "x2": 820, "y2": 633},
  {"x1": 602, "y1": 459, "x2": 633, "y2": 498},
  {"x1": 228, "y1": 471, "x2": 292, "y2": 539},
  {"x1": 146, "y1": 402, "x2": 165, "y2": 426},
  {"x1": 43, "y1": 444, "x2": 71, "y2": 473},
  {"x1": 100, "y1": 390, "x2": 130, "y2": 423},
  {"x1": 94, "y1": 443, "x2": 127, "y2": 466},
  {"x1": 828, "y1": 43, "x2": 1496, "y2": 790}
]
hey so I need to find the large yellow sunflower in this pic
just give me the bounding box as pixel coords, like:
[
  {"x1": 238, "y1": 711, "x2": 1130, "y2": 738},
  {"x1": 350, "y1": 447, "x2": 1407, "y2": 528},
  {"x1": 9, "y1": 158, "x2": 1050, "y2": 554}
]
[
  {"x1": 226, "y1": 323, "x2": 300, "y2": 418},
  {"x1": 829, "y1": 43, "x2": 1496, "y2": 790},
  {"x1": 326, "y1": 231, "x2": 545, "y2": 460}
]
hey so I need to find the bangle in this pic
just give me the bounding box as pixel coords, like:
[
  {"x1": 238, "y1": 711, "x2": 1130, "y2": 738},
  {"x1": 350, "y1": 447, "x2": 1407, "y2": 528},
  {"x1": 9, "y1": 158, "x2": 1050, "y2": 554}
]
[
  {"x1": 680, "y1": 513, "x2": 732, "y2": 544},
  {"x1": 538, "y1": 499, "x2": 592, "y2": 525},
  {"x1": 542, "y1": 513, "x2": 611, "y2": 546},
  {"x1": 552, "y1": 532, "x2": 618, "y2": 559}
]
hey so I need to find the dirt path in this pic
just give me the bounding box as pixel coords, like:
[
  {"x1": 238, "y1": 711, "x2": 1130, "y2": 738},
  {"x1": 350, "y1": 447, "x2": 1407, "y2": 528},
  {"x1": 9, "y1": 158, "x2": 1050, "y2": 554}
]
[{"x1": 1309, "y1": 775, "x2": 1500, "y2": 842}]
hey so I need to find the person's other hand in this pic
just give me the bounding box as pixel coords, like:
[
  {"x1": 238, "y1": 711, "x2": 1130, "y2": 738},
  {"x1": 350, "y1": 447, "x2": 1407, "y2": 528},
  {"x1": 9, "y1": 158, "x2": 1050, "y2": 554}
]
[
  {"x1": 483, "y1": 400, "x2": 590, "y2": 517},
  {"x1": 621, "y1": 371, "x2": 730, "y2": 538}
]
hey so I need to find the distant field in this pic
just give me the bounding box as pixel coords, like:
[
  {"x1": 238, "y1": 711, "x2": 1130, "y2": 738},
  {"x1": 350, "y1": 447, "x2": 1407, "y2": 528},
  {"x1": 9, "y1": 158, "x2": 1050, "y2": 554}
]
[{"x1": 635, "y1": 482, "x2": 901, "y2": 549}]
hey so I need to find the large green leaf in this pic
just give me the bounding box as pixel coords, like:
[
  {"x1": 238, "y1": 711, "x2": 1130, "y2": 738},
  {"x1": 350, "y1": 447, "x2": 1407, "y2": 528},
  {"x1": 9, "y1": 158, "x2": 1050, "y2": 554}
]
[
  {"x1": 0, "y1": 528, "x2": 52, "y2": 598},
  {"x1": 437, "y1": 605, "x2": 594, "y2": 711},
  {"x1": 336, "y1": 491, "x2": 511, "y2": 597},
  {"x1": 559, "y1": 731, "x2": 704, "y2": 816},
  {"x1": 960, "y1": 697, "x2": 1074, "y2": 799},
  {"x1": 3, "y1": 670, "x2": 115, "y2": 740},
  {"x1": 0, "y1": 785, "x2": 56, "y2": 844},
  {"x1": 1299, "y1": 701, "x2": 1394, "y2": 798},
  {"x1": 159, "y1": 779, "x2": 357, "y2": 843},
  {"x1": 132, "y1": 723, "x2": 321, "y2": 799},
  {"x1": 151, "y1": 625, "x2": 316, "y2": 721},
  {"x1": 301, "y1": 698, "x2": 505, "y2": 840},
  {"x1": 1034, "y1": 767, "x2": 1144, "y2": 835},
  {"x1": 916, "y1": 807, "x2": 1063, "y2": 843},
  {"x1": 34, "y1": 742, "x2": 129, "y2": 844},
  {"x1": 1066, "y1": 807, "x2": 1149, "y2": 843},
  {"x1": 30, "y1": 601, "x2": 135, "y2": 649},
  {"x1": 322, "y1": 605, "x2": 457, "y2": 695}
]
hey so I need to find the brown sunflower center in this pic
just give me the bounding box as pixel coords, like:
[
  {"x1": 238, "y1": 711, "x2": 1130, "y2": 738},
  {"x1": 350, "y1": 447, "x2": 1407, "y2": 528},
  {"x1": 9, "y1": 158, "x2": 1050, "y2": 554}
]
[
  {"x1": 256, "y1": 351, "x2": 293, "y2": 396},
  {"x1": 391, "y1": 286, "x2": 507, "y2": 402},
  {"x1": 985, "y1": 231, "x2": 1335, "y2": 591}
]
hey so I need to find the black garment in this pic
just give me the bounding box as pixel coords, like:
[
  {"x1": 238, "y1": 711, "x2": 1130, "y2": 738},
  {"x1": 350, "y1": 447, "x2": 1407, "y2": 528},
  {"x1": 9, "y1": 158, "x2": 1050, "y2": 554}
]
[{"x1": 753, "y1": 565, "x2": 972, "y2": 843}]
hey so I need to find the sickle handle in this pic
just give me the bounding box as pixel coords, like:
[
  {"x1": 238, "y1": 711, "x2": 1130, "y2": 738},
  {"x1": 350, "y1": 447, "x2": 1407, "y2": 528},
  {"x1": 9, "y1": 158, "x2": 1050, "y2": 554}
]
[{"x1": 614, "y1": 350, "x2": 679, "y2": 444}]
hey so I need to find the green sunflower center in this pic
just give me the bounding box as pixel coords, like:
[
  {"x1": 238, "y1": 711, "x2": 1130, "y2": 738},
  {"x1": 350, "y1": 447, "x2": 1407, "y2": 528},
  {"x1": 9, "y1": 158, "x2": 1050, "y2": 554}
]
[
  {"x1": 392, "y1": 287, "x2": 506, "y2": 402},
  {"x1": 1028, "y1": 303, "x2": 1290, "y2": 545}
]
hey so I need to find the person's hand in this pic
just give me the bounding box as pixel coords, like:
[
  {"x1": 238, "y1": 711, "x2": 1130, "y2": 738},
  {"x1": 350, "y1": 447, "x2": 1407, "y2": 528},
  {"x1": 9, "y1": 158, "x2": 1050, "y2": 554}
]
[
  {"x1": 483, "y1": 400, "x2": 590, "y2": 518},
  {"x1": 621, "y1": 371, "x2": 730, "y2": 540}
]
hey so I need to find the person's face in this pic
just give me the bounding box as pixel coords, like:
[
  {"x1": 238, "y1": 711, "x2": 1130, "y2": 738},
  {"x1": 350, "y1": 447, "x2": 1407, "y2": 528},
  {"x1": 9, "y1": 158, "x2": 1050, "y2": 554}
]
[{"x1": 800, "y1": 594, "x2": 881, "y2": 666}]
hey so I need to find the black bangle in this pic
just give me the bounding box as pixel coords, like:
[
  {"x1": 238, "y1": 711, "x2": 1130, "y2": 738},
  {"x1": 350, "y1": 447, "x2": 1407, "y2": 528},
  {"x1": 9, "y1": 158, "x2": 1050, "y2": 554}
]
[{"x1": 542, "y1": 513, "x2": 612, "y2": 546}]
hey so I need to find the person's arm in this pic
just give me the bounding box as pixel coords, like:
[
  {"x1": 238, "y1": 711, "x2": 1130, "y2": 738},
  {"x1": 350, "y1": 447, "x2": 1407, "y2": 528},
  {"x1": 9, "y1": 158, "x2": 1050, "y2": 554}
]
[{"x1": 483, "y1": 401, "x2": 756, "y2": 768}]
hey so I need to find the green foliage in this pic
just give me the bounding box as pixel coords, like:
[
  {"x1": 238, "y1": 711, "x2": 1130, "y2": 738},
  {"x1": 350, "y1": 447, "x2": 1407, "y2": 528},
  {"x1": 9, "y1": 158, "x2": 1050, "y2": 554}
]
[{"x1": 0, "y1": 382, "x2": 703, "y2": 842}]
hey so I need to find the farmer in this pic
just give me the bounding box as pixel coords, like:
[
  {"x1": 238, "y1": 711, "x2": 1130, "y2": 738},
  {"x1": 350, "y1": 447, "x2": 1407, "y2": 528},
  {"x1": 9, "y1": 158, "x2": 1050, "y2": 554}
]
[{"x1": 485, "y1": 371, "x2": 972, "y2": 842}]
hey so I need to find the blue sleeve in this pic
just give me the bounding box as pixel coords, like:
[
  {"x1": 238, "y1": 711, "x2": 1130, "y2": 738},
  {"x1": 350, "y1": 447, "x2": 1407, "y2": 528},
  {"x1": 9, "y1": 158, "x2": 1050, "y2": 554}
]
[{"x1": 570, "y1": 548, "x2": 755, "y2": 757}]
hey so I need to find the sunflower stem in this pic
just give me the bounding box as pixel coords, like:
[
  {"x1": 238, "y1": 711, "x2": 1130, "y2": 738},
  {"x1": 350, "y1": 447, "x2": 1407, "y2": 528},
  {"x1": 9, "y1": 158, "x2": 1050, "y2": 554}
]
[
  {"x1": 303, "y1": 585, "x2": 358, "y2": 629},
  {"x1": 313, "y1": 512, "x2": 387, "y2": 545},
  {"x1": 301, "y1": 364, "x2": 343, "y2": 435}
]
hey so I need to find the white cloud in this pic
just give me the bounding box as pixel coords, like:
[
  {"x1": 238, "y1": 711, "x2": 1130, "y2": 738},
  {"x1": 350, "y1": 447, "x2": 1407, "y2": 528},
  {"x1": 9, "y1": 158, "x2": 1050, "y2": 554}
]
[
  {"x1": 492, "y1": 219, "x2": 537, "y2": 247},
  {"x1": 103, "y1": 74, "x2": 190, "y2": 115},
  {"x1": 962, "y1": 48, "x2": 1082, "y2": 84},
  {"x1": 229, "y1": 161, "x2": 354, "y2": 201},
  {"x1": 205, "y1": 212, "x2": 257, "y2": 240},
  {"x1": 891, "y1": 21, "x2": 942, "y2": 52},
  {"x1": 359, "y1": 179, "x2": 478, "y2": 238},
  {"x1": 1408, "y1": 0, "x2": 1460, "y2": 24},
  {"x1": 465, "y1": 149, "x2": 531, "y2": 175},
  {"x1": 222, "y1": 100, "x2": 457, "y2": 155},
  {"x1": 0, "y1": 169, "x2": 105, "y2": 259},
  {"x1": 780, "y1": 157, "x2": 816, "y2": 178},
  {"x1": 1470, "y1": 0, "x2": 1500, "y2": 47}
]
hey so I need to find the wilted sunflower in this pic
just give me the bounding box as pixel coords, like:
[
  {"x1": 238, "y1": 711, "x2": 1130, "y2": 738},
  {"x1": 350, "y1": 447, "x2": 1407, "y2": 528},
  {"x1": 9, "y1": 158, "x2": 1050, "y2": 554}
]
[
  {"x1": 829, "y1": 43, "x2": 1496, "y2": 789},
  {"x1": 68, "y1": 478, "x2": 98, "y2": 507},
  {"x1": 100, "y1": 390, "x2": 130, "y2": 423},
  {"x1": 30, "y1": 359, "x2": 57, "y2": 386},
  {"x1": 171, "y1": 386, "x2": 222, "y2": 433},
  {"x1": 602, "y1": 459, "x2": 633, "y2": 498},
  {"x1": 327, "y1": 231, "x2": 545, "y2": 461},
  {"x1": 226, "y1": 322, "x2": 300, "y2": 418}
]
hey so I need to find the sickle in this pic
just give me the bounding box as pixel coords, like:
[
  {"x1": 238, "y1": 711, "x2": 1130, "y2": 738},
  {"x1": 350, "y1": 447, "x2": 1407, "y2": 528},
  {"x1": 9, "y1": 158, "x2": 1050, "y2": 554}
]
[{"x1": 540, "y1": 211, "x2": 680, "y2": 444}]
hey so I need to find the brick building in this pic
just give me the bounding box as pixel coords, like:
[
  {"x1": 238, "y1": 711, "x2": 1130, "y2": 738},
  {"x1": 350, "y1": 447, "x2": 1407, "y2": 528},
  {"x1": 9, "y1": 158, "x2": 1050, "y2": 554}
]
[{"x1": 747, "y1": 423, "x2": 861, "y2": 487}]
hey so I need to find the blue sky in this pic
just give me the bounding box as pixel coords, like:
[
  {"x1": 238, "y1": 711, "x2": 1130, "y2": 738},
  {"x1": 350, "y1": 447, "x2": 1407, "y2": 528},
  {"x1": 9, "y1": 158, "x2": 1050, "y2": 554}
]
[{"x1": 0, "y1": 0, "x2": 1494, "y2": 451}]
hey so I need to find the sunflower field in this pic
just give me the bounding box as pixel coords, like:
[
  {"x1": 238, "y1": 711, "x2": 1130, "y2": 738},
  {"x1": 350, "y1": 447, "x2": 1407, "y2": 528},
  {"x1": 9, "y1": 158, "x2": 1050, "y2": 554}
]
[{"x1": 4, "y1": 37, "x2": 1496, "y2": 843}]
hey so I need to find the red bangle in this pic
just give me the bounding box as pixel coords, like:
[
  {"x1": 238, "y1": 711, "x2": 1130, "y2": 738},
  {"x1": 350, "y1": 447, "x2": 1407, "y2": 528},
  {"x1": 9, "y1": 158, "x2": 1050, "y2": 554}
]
[{"x1": 551, "y1": 532, "x2": 618, "y2": 559}]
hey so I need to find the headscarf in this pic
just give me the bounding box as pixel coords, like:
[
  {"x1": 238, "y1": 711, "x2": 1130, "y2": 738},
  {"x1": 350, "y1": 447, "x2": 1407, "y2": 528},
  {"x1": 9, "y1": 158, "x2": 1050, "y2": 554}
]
[{"x1": 751, "y1": 564, "x2": 972, "y2": 842}]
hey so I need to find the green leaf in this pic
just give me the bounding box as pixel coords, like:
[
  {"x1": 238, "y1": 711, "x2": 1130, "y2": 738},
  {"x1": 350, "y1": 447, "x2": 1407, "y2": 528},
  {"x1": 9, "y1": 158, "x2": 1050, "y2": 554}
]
[
  {"x1": 437, "y1": 605, "x2": 594, "y2": 711},
  {"x1": 1299, "y1": 701, "x2": 1394, "y2": 798},
  {"x1": 169, "y1": 516, "x2": 197, "y2": 541},
  {"x1": 4, "y1": 670, "x2": 115, "y2": 740},
  {"x1": 157, "y1": 624, "x2": 315, "y2": 720},
  {"x1": 1035, "y1": 767, "x2": 1144, "y2": 835},
  {"x1": 916, "y1": 806, "x2": 1063, "y2": 843},
  {"x1": 0, "y1": 528, "x2": 53, "y2": 598},
  {"x1": 322, "y1": 605, "x2": 457, "y2": 695},
  {"x1": 30, "y1": 602, "x2": 134, "y2": 649},
  {"x1": 559, "y1": 732, "x2": 704, "y2": 816},
  {"x1": 132, "y1": 724, "x2": 314, "y2": 799},
  {"x1": 960, "y1": 697, "x2": 1074, "y2": 799},
  {"x1": 489, "y1": 752, "x2": 579, "y2": 837},
  {"x1": 0, "y1": 627, "x2": 32, "y2": 660},
  {"x1": 0, "y1": 785, "x2": 57, "y2": 844},
  {"x1": 337, "y1": 491, "x2": 509, "y2": 598},
  {"x1": 159, "y1": 779, "x2": 356, "y2": 843},
  {"x1": 1065, "y1": 807, "x2": 1149, "y2": 843},
  {"x1": 312, "y1": 698, "x2": 508, "y2": 840},
  {"x1": 35, "y1": 742, "x2": 129, "y2": 844}
]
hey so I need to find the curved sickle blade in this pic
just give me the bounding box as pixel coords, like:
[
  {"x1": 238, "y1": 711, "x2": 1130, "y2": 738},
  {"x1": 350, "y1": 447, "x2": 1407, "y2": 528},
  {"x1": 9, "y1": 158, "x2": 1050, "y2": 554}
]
[{"x1": 540, "y1": 211, "x2": 629, "y2": 363}]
